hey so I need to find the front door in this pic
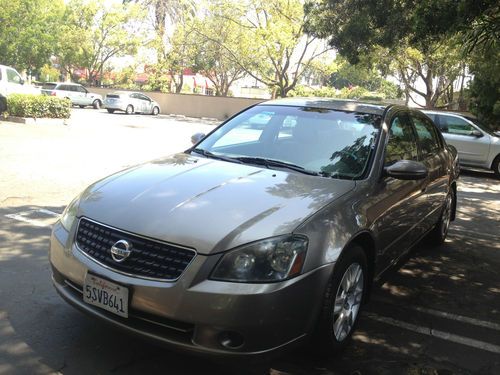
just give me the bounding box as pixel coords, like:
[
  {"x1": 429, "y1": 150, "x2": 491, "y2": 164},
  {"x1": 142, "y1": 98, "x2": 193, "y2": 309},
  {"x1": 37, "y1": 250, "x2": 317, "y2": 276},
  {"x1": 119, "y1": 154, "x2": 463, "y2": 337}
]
[
  {"x1": 373, "y1": 112, "x2": 427, "y2": 271},
  {"x1": 435, "y1": 114, "x2": 490, "y2": 166}
]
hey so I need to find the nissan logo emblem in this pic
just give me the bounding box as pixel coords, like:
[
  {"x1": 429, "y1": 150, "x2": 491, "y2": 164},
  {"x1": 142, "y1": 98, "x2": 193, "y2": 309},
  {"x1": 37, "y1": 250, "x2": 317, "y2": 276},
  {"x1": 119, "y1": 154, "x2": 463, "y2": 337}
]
[{"x1": 110, "y1": 240, "x2": 132, "y2": 263}]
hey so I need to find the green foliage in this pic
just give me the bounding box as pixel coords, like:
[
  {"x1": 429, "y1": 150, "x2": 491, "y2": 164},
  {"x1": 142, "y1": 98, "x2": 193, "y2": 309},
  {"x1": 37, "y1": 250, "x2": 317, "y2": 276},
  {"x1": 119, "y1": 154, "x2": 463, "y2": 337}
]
[
  {"x1": 468, "y1": 47, "x2": 500, "y2": 128},
  {"x1": 0, "y1": 0, "x2": 65, "y2": 72},
  {"x1": 190, "y1": 0, "x2": 250, "y2": 96},
  {"x1": 305, "y1": 0, "x2": 497, "y2": 64},
  {"x1": 39, "y1": 64, "x2": 60, "y2": 82},
  {"x1": 59, "y1": 0, "x2": 146, "y2": 84},
  {"x1": 6, "y1": 94, "x2": 71, "y2": 119}
]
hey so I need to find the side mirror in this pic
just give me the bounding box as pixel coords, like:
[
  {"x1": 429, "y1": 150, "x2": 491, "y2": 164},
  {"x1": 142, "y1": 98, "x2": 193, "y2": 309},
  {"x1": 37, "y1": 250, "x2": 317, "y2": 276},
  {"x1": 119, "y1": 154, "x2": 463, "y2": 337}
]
[
  {"x1": 191, "y1": 132, "x2": 206, "y2": 145},
  {"x1": 470, "y1": 129, "x2": 483, "y2": 137},
  {"x1": 384, "y1": 160, "x2": 428, "y2": 180}
]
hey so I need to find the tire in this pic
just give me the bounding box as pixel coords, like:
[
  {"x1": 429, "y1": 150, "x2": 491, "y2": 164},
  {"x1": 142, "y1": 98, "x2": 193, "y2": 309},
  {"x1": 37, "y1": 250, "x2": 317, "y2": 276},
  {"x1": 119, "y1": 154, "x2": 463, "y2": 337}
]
[
  {"x1": 106, "y1": 109, "x2": 115, "y2": 114},
  {"x1": 427, "y1": 189, "x2": 454, "y2": 246},
  {"x1": 79, "y1": 105, "x2": 85, "y2": 108},
  {"x1": 125, "y1": 105, "x2": 134, "y2": 115},
  {"x1": 92, "y1": 100, "x2": 101, "y2": 109},
  {"x1": 152, "y1": 106, "x2": 160, "y2": 116},
  {"x1": 313, "y1": 245, "x2": 367, "y2": 356},
  {"x1": 492, "y1": 155, "x2": 500, "y2": 179}
]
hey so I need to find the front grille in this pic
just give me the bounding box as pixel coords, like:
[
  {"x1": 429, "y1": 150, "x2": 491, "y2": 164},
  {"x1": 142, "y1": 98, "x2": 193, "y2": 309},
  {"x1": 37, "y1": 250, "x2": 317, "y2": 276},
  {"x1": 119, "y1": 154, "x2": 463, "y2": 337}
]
[{"x1": 76, "y1": 218, "x2": 196, "y2": 281}]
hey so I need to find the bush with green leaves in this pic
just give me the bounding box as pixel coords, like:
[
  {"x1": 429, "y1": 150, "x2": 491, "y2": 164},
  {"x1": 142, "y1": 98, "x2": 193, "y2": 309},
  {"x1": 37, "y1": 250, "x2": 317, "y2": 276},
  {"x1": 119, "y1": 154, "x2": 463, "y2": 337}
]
[{"x1": 6, "y1": 94, "x2": 71, "y2": 119}]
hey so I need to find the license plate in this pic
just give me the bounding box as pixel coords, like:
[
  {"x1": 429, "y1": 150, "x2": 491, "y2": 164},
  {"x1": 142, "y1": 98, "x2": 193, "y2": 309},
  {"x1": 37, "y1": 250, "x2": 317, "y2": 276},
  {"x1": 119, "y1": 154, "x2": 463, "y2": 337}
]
[{"x1": 83, "y1": 273, "x2": 129, "y2": 318}]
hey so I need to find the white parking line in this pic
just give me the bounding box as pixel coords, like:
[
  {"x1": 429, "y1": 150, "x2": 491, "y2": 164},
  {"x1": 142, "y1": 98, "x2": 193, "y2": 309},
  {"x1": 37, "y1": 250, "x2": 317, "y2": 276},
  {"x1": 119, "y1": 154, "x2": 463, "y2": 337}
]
[
  {"x1": 5, "y1": 209, "x2": 60, "y2": 227},
  {"x1": 365, "y1": 312, "x2": 500, "y2": 354},
  {"x1": 372, "y1": 297, "x2": 500, "y2": 331}
]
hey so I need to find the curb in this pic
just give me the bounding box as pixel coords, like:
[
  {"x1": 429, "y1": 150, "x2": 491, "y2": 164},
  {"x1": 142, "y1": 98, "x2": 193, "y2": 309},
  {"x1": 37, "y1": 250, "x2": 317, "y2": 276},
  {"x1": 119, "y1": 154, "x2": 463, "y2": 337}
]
[{"x1": 0, "y1": 116, "x2": 69, "y2": 126}]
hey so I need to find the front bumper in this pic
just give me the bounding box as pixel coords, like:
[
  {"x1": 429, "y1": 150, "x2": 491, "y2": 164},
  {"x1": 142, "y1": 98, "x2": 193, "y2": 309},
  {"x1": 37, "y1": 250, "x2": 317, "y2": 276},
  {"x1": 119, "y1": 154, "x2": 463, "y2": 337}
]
[{"x1": 49, "y1": 222, "x2": 333, "y2": 358}]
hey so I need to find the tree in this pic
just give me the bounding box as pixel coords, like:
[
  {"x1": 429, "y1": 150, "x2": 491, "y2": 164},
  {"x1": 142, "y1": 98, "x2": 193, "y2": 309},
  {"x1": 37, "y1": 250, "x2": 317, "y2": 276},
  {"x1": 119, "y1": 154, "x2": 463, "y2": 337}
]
[
  {"x1": 384, "y1": 42, "x2": 464, "y2": 107},
  {"x1": 305, "y1": 0, "x2": 497, "y2": 64},
  {"x1": 190, "y1": 1, "x2": 251, "y2": 96},
  {"x1": 305, "y1": 0, "x2": 498, "y2": 113},
  {"x1": 202, "y1": 0, "x2": 331, "y2": 97},
  {"x1": 60, "y1": 0, "x2": 145, "y2": 85},
  {"x1": 0, "y1": 0, "x2": 64, "y2": 74}
]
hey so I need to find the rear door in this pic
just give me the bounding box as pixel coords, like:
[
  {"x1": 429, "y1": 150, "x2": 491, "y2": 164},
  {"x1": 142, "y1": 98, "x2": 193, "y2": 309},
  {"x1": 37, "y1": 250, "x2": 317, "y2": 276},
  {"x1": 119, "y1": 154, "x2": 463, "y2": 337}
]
[
  {"x1": 138, "y1": 94, "x2": 153, "y2": 113},
  {"x1": 410, "y1": 113, "x2": 448, "y2": 228},
  {"x1": 435, "y1": 113, "x2": 490, "y2": 165}
]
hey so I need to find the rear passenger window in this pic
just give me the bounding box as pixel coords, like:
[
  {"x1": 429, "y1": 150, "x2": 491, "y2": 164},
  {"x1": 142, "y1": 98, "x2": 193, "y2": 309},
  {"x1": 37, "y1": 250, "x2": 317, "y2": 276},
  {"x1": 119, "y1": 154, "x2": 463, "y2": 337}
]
[
  {"x1": 385, "y1": 115, "x2": 419, "y2": 166},
  {"x1": 411, "y1": 115, "x2": 441, "y2": 157}
]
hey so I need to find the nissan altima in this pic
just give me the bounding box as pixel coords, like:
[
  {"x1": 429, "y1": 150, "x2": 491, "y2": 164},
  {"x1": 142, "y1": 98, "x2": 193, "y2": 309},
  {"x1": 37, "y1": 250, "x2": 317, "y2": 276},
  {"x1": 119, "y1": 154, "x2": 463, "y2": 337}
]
[{"x1": 49, "y1": 98, "x2": 459, "y2": 358}]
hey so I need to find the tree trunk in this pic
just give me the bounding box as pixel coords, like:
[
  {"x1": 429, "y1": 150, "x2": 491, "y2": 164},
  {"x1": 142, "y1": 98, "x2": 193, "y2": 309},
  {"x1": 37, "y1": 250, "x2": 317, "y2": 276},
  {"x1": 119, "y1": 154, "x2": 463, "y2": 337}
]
[{"x1": 175, "y1": 74, "x2": 183, "y2": 93}]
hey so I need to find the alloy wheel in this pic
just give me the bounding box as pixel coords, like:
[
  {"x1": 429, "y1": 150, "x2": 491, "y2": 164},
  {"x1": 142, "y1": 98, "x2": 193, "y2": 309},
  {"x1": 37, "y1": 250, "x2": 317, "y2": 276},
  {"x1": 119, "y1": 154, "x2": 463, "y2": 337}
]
[
  {"x1": 441, "y1": 194, "x2": 453, "y2": 238},
  {"x1": 333, "y1": 262, "x2": 364, "y2": 342}
]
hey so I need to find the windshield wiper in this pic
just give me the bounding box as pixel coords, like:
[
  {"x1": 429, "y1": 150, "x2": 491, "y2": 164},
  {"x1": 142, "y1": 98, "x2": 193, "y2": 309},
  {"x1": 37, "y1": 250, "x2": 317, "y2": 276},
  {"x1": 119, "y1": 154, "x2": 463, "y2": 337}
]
[
  {"x1": 235, "y1": 156, "x2": 319, "y2": 176},
  {"x1": 191, "y1": 148, "x2": 242, "y2": 164}
]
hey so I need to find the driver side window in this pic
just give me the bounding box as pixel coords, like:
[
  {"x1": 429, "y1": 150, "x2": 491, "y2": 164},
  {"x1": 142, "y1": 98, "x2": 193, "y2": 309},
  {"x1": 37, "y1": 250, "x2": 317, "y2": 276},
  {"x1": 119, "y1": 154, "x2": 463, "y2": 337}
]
[{"x1": 385, "y1": 115, "x2": 418, "y2": 166}]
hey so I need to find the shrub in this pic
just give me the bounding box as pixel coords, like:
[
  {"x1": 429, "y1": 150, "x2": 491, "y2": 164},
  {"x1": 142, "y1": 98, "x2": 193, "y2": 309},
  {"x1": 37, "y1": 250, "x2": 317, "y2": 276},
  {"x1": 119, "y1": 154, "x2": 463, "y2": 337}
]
[{"x1": 6, "y1": 94, "x2": 71, "y2": 119}]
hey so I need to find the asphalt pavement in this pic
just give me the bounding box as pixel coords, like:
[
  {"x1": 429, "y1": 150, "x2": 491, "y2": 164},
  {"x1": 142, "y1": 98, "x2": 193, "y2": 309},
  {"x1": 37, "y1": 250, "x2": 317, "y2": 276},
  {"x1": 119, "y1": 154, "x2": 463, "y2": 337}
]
[{"x1": 0, "y1": 109, "x2": 499, "y2": 375}]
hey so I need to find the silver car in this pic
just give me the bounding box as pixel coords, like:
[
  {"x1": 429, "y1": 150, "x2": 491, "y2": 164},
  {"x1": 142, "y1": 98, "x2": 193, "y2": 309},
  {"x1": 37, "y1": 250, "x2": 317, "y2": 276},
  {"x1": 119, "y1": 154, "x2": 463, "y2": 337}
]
[
  {"x1": 423, "y1": 110, "x2": 500, "y2": 177},
  {"x1": 50, "y1": 99, "x2": 458, "y2": 358},
  {"x1": 104, "y1": 91, "x2": 160, "y2": 115},
  {"x1": 41, "y1": 82, "x2": 103, "y2": 109}
]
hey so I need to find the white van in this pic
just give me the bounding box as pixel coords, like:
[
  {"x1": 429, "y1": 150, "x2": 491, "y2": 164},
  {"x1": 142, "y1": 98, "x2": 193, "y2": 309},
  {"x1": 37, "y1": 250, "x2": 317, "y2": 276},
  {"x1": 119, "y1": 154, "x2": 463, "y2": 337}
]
[{"x1": 0, "y1": 65, "x2": 41, "y2": 96}]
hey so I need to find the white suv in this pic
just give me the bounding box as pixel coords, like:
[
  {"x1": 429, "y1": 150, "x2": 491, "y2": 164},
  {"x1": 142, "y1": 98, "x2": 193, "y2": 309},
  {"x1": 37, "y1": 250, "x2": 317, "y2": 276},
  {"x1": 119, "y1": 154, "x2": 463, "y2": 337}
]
[
  {"x1": 423, "y1": 110, "x2": 500, "y2": 177},
  {"x1": 0, "y1": 65, "x2": 40, "y2": 96},
  {"x1": 42, "y1": 82, "x2": 103, "y2": 109}
]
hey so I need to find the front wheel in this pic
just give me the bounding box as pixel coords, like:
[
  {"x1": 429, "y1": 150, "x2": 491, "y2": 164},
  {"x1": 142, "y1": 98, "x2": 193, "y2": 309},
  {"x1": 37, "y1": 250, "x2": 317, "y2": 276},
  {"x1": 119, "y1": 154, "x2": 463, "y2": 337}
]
[
  {"x1": 152, "y1": 106, "x2": 160, "y2": 116},
  {"x1": 492, "y1": 155, "x2": 500, "y2": 179},
  {"x1": 313, "y1": 245, "x2": 367, "y2": 355},
  {"x1": 125, "y1": 105, "x2": 134, "y2": 115},
  {"x1": 92, "y1": 100, "x2": 101, "y2": 109}
]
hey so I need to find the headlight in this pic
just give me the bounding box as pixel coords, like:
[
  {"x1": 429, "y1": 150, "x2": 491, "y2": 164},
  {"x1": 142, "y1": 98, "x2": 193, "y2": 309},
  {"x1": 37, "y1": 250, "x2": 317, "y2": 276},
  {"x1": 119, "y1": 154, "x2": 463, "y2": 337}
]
[
  {"x1": 60, "y1": 195, "x2": 80, "y2": 231},
  {"x1": 211, "y1": 236, "x2": 308, "y2": 282}
]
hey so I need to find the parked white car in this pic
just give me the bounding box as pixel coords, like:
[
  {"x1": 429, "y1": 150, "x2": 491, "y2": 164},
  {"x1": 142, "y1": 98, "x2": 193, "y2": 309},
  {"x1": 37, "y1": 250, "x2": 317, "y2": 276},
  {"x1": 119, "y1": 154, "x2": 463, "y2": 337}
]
[
  {"x1": 41, "y1": 82, "x2": 103, "y2": 109},
  {"x1": 104, "y1": 91, "x2": 160, "y2": 115},
  {"x1": 0, "y1": 64, "x2": 40, "y2": 96},
  {"x1": 423, "y1": 110, "x2": 500, "y2": 177}
]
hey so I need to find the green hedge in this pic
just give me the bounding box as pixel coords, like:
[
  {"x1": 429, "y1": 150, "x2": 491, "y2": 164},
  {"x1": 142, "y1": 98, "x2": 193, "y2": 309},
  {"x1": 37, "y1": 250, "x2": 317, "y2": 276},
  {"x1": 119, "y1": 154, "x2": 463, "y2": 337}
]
[{"x1": 6, "y1": 94, "x2": 71, "y2": 119}]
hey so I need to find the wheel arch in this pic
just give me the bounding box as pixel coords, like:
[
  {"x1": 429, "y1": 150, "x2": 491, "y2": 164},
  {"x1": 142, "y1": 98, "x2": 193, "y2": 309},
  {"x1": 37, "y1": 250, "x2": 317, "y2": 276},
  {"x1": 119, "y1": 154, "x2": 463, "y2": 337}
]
[{"x1": 334, "y1": 231, "x2": 377, "y2": 302}]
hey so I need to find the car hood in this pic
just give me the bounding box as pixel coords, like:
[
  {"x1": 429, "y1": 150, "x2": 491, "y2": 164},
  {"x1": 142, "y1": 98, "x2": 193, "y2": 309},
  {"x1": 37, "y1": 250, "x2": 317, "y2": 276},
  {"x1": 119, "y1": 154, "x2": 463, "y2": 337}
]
[{"x1": 77, "y1": 153, "x2": 355, "y2": 254}]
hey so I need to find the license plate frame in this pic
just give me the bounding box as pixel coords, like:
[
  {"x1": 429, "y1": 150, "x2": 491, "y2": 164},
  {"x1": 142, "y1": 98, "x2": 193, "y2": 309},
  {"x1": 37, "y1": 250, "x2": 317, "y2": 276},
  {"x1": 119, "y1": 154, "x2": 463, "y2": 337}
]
[{"x1": 83, "y1": 273, "x2": 129, "y2": 318}]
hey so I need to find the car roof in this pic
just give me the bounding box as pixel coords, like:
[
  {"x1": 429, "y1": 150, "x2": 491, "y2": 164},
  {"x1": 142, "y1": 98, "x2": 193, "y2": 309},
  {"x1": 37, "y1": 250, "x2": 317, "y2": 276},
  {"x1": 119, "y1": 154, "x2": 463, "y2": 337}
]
[
  {"x1": 260, "y1": 97, "x2": 389, "y2": 115},
  {"x1": 50, "y1": 82, "x2": 83, "y2": 87}
]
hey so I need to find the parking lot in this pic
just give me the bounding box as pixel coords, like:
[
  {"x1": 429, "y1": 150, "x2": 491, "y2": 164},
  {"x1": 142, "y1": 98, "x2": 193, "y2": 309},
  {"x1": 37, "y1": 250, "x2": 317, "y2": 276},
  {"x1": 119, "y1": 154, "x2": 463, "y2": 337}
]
[{"x1": 1, "y1": 108, "x2": 499, "y2": 375}]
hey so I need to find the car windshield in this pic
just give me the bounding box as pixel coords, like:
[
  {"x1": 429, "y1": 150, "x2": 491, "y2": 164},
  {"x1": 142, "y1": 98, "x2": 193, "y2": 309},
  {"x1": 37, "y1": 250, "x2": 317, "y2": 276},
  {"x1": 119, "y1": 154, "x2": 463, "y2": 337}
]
[{"x1": 194, "y1": 105, "x2": 381, "y2": 179}]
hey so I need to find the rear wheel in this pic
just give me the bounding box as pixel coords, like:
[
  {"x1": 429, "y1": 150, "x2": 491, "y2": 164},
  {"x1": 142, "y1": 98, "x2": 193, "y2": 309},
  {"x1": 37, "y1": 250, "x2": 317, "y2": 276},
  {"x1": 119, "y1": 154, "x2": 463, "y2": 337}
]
[
  {"x1": 106, "y1": 109, "x2": 115, "y2": 114},
  {"x1": 313, "y1": 245, "x2": 367, "y2": 355},
  {"x1": 427, "y1": 189, "x2": 454, "y2": 246},
  {"x1": 92, "y1": 99, "x2": 101, "y2": 109},
  {"x1": 125, "y1": 105, "x2": 134, "y2": 115},
  {"x1": 492, "y1": 155, "x2": 500, "y2": 178}
]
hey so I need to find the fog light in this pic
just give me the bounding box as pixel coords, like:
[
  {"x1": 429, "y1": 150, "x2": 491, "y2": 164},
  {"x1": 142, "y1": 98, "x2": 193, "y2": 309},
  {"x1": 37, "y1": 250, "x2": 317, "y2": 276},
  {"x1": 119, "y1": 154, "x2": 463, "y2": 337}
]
[{"x1": 218, "y1": 331, "x2": 245, "y2": 349}]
